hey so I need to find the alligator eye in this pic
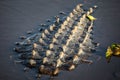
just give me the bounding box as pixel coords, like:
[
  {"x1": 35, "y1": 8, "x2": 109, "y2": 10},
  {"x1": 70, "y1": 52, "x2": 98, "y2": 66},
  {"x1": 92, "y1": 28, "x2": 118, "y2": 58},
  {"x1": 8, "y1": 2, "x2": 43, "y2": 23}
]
[{"x1": 39, "y1": 28, "x2": 44, "y2": 32}]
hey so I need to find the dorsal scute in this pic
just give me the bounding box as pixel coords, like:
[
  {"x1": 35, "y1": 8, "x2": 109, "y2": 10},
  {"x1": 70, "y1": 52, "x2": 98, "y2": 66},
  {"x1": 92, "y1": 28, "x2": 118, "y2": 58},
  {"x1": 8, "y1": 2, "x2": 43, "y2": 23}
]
[{"x1": 14, "y1": 4, "x2": 99, "y2": 78}]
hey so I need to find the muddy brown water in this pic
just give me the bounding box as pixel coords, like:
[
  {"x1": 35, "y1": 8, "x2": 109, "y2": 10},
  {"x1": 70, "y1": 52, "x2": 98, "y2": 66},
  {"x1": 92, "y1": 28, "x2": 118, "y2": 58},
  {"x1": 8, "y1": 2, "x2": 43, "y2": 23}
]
[{"x1": 0, "y1": 0, "x2": 120, "y2": 80}]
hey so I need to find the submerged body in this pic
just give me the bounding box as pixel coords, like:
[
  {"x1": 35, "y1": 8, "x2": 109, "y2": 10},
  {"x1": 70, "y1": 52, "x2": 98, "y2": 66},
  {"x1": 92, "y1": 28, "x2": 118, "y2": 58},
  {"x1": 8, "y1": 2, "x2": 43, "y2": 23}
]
[{"x1": 14, "y1": 4, "x2": 99, "y2": 79}]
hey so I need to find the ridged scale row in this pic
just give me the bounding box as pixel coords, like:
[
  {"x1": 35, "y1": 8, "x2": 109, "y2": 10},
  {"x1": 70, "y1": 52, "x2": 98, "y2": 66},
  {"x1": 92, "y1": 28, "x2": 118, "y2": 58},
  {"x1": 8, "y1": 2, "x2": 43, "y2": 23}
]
[{"x1": 14, "y1": 4, "x2": 98, "y2": 78}]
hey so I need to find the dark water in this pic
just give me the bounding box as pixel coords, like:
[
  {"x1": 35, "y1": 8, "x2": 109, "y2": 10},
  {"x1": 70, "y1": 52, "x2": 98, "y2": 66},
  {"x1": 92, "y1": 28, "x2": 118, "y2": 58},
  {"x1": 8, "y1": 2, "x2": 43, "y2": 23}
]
[{"x1": 0, "y1": 0, "x2": 120, "y2": 80}]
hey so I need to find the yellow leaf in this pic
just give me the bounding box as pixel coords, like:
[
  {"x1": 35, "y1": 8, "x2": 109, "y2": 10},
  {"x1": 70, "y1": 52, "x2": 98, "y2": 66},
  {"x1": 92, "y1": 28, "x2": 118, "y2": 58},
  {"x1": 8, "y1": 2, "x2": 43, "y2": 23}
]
[
  {"x1": 106, "y1": 47, "x2": 113, "y2": 62},
  {"x1": 87, "y1": 15, "x2": 96, "y2": 21},
  {"x1": 111, "y1": 44, "x2": 120, "y2": 56},
  {"x1": 113, "y1": 47, "x2": 120, "y2": 56}
]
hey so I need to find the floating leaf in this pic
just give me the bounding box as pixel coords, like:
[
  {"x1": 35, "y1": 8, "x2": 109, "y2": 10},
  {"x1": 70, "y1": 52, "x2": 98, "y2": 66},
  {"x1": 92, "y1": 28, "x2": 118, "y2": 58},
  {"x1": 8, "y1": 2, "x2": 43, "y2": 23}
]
[
  {"x1": 106, "y1": 46, "x2": 113, "y2": 62},
  {"x1": 110, "y1": 44, "x2": 120, "y2": 55},
  {"x1": 87, "y1": 15, "x2": 96, "y2": 21},
  {"x1": 106, "y1": 44, "x2": 120, "y2": 63}
]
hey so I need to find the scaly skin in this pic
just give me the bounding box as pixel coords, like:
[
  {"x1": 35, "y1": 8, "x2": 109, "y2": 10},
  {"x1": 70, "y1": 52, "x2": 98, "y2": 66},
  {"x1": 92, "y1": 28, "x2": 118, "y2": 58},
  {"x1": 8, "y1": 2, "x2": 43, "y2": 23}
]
[{"x1": 14, "y1": 4, "x2": 99, "y2": 79}]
